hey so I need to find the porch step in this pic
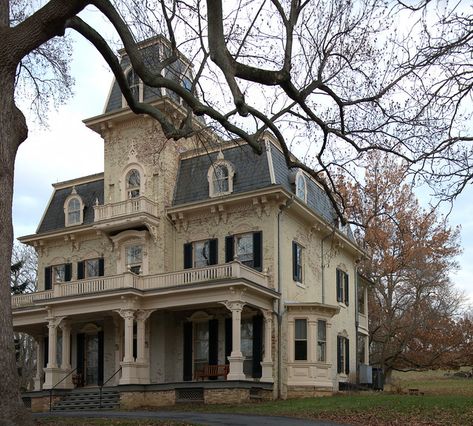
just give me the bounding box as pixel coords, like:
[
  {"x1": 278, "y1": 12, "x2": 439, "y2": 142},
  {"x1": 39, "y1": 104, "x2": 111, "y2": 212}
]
[{"x1": 52, "y1": 388, "x2": 120, "y2": 411}]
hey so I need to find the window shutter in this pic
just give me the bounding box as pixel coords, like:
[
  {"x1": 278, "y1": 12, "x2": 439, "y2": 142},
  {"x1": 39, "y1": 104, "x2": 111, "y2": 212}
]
[
  {"x1": 336, "y1": 270, "x2": 342, "y2": 302},
  {"x1": 253, "y1": 231, "x2": 262, "y2": 271},
  {"x1": 225, "y1": 317, "x2": 232, "y2": 364},
  {"x1": 337, "y1": 336, "x2": 343, "y2": 374},
  {"x1": 208, "y1": 319, "x2": 219, "y2": 368},
  {"x1": 209, "y1": 239, "x2": 218, "y2": 265},
  {"x1": 77, "y1": 261, "x2": 84, "y2": 280},
  {"x1": 98, "y1": 258, "x2": 105, "y2": 276},
  {"x1": 344, "y1": 274, "x2": 349, "y2": 305},
  {"x1": 44, "y1": 267, "x2": 52, "y2": 290},
  {"x1": 292, "y1": 242, "x2": 298, "y2": 281},
  {"x1": 183, "y1": 243, "x2": 193, "y2": 269},
  {"x1": 64, "y1": 263, "x2": 72, "y2": 282},
  {"x1": 252, "y1": 315, "x2": 263, "y2": 378},
  {"x1": 183, "y1": 322, "x2": 193, "y2": 381},
  {"x1": 345, "y1": 338, "x2": 350, "y2": 374},
  {"x1": 225, "y1": 235, "x2": 234, "y2": 263}
]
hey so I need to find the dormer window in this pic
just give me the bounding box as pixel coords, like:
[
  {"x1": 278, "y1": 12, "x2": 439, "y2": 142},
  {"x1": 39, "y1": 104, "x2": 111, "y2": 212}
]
[
  {"x1": 122, "y1": 67, "x2": 143, "y2": 107},
  {"x1": 208, "y1": 152, "x2": 235, "y2": 197},
  {"x1": 295, "y1": 171, "x2": 307, "y2": 202},
  {"x1": 126, "y1": 169, "x2": 141, "y2": 199},
  {"x1": 64, "y1": 188, "x2": 84, "y2": 226}
]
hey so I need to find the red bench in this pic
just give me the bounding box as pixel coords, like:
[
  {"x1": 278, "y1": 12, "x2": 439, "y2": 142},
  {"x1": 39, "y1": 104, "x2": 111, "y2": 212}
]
[{"x1": 194, "y1": 364, "x2": 229, "y2": 380}]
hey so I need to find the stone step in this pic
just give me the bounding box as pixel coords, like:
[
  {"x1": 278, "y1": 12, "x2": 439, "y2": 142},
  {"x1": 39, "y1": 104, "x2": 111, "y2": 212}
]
[{"x1": 52, "y1": 389, "x2": 120, "y2": 411}]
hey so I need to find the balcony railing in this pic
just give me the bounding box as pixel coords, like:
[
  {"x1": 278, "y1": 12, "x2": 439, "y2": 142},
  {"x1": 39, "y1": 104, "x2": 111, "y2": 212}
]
[
  {"x1": 11, "y1": 262, "x2": 269, "y2": 309},
  {"x1": 94, "y1": 196, "x2": 158, "y2": 222}
]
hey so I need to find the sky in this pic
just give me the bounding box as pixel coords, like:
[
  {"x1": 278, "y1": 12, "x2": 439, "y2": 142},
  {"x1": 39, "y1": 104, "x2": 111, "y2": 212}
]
[{"x1": 11, "y1": 7, "x2": 473, "y2": 307}]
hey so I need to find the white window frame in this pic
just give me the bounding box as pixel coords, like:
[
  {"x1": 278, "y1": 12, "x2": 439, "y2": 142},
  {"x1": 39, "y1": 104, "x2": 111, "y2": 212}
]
[
  {"x1": 122, "y1": 66, "x2": 143, "y2": 107},
  {"x1": 52, "y1": 264, "x2": 66, "y2": 284},
  {"x1": 317, "y1": 320, "x2": 327, "y2": 362},
  {"x1": 208, "y1": 159, "x2": 235, "y2": 197},
  {"x1": 64, "y1": 194, "x2": 84, "y2": 227},
  {"x1": 295, "y1": 170, "x2": 307, "y2": 202},
  {"x1": 126, "y1": 244, "x2": 143, "y2": 274},
  {"x1": 84, "y1": 258, "x2": 100, "y2": 278}
]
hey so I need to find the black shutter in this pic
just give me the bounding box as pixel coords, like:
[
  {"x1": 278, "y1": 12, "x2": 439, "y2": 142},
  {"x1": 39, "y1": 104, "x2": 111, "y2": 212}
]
[
  {"x1": 345, "y1": 338, "x2": 350, "y2": 374},
  {"x1": 337, "y1": 336, "x2": 342, "y2": 374},
  {"x1": 253, "y1": 231, "x2": 262, "y2": 271},
  {"x1": 44, "y1": 267, "x2": 52, "y2": 290},
  {"x1": 98, "y1": 258, "x2": 105, "y2": 276},
  {"x1": 209, "y1": 239, "x2": 218, "y2": 265},
  {"x1": 98, "y1": 330, "x2": 104, "y2": 386},
  {"x1": 292, "y1": 242, "x2": 297, "y2": 281},
  {"x1": 336, "y1": 270, "x2": 342, "y2": 302},
  {"x1": 76, "y1": 333, "x2": 85, "y2": 377},
  {"x1": 43, "y1": 336, "x2": 49, "y2": 368},
  {"x1": 252, "y1": 315, "x2": 263, "y2": 378},
  {"x1": 225, "y1": 235, "x2": 234, "y2": 263},
  {"x1": 225, "y1": 317, "x2": 232, "y2": 364},
  {"x1": 133, "y1": 322, "x2": 137, "y2": 359},
  {"x1": 345, "y1": 273, "x2": 349, "y2": 306},
  {"x1": 64, "y1": 263, "x2": 72, "y2": 282},
  {"x1": 184, "y1": 243, "x2": 193, "y2": 269},
  {"x1": 77, "y1": 261, "x2": 84, "y2": 280},
  {"x1": 183, "y1": 322, "x2": 193, "y2": 381}
]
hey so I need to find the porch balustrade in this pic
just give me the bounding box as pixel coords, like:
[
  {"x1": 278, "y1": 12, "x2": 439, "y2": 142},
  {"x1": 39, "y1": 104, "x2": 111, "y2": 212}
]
[
  {"x1": 93, "y1": 196, "x2": 158, "y2": 222},
  {"x1": 11, "y1": 262, "x2": 269, "y2": 309}
]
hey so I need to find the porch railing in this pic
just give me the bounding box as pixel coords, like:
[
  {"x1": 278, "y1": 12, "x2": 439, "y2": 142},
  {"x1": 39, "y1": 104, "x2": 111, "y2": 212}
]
[{"x1": 11, "y1": 262, "x2": 269, "y2": 309}]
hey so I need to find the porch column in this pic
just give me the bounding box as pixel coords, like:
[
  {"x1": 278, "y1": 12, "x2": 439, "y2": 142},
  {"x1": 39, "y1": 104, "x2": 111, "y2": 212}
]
[
  {"x1": 43, "y1": 315, "x2": 64, "y2": 389},
  {"x1": 60, "y1": 321, "x2": 71, "y2": 370},
  {"x1": 135, "y1": 310, "x2": 154, "y2": 384},
  {"x1": 260, "y1": 310, "x2": 274, "y2": 383},
  {"x1": 33, "y1": 336, "x2": 44, "y2": 391},
  {"x1": 117, "y1": 308, "x2": 139, "y2": 385},
  {"x1": 225, "y1": 301, "x2": 246, "y2": 380}
]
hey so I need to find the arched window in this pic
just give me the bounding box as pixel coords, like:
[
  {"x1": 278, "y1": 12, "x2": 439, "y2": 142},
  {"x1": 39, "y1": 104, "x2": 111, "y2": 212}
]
[
  {"x1": 213, "y1": 164, "x2": 229, "y2": 193},
  {"x1": 296, "y1": 172, "x2": 307, "y2": 202},
  {"x1": 127, "y1": 68, "x2": 140, "y2": 101},
  {"x1": 126, "y1": 169, "x2": 141, "y2": 199},
  {"x1": 208, "y1": 159, "x2": 235, "y2": 197},
  {"x1": 64, "y1": 188, "x2": 84, "y2": 227},
  {"x1": 67, "y1": 198, "x2": 81, "y2": 225}
]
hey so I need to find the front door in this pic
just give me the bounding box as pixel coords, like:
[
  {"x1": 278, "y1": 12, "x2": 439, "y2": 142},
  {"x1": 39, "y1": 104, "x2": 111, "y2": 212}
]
[
  {"x1": 77, "y1": 330, "x2": 104, "y2": 386},
  {"x1": 85, "y1": 334, "x2": 99, "y2": 386}
]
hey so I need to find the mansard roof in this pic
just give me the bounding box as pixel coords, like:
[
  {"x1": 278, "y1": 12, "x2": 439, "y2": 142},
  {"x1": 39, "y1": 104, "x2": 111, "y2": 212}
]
[
  {"x1": 36, "y1": 175, "x2": 104, "y2": 234},
  {"x1": 172, "y1": 141, "x2": 344, "y2": 230}
]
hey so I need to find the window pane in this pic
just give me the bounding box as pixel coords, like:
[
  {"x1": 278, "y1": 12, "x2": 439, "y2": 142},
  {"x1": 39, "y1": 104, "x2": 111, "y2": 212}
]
[
  {"x1": 241, "y1": 319, "x2": 253, "y2": 358},
  {"x1": 194, "y1": 240, "x2": 210, "y2": 268},
  {"x1": 296, "y1": 174, "x2": 306, "y2": 200},
  {"x1": 213, "y1": 164, "x2": 229, "y2": 192},
  {"x1": 53, "y1": 265, "x2": 65, "y2": 283},
  {"x1": 127, "y1": 245, "x2": 142, "y2": 264},
  {"x1": 295, "y1": 341, "x2": 307, "y2": 361},
  {"x1": 85, "y1": 259, "x2": 99, "y2": 278},
  {"x1": 317, "y1": 342, "x2": 326, "y2": 362},
  {"x1": 295, "y1": 319, "x2": 307, "y2": 340},
  {"x1": 317, "y1": 320, "x2": 326, "y2": 341},
  {"x1": 236, "y1": 234, "x2": 253, "y2": 264}
]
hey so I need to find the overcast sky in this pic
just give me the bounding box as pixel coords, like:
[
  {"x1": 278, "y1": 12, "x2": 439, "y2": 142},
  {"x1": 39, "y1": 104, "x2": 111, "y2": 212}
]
[{"x1": 12, "y1": 8, "x2": 473, "y2": 306}]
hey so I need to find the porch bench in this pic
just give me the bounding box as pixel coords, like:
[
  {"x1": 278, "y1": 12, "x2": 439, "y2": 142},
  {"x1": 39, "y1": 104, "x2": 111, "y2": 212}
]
[{"x1": 194, "y1": 364, "x2": 229, "y2": 381}]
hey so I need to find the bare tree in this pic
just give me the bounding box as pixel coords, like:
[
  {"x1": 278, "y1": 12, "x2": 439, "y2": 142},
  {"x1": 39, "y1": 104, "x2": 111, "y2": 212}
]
[{"x1": 1, "y1": 1, "x2": 472, "y2": 423}]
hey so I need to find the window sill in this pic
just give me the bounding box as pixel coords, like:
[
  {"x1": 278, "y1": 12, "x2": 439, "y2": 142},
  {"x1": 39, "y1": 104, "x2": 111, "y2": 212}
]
[{"x1": 295, "y1": 281, "x2": 305, "y2": 289}]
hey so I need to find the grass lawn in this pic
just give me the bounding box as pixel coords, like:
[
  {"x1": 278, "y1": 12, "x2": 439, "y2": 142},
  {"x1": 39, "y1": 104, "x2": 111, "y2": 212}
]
[{"x1": 35, "y1": 371, "x2": 473, "y2": 426}]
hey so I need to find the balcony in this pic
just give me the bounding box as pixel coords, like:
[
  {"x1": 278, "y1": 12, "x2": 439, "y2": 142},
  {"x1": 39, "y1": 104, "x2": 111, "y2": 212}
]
[
  {"x1": 11, "y1": 262, "x2": 270, "y2": 310},
  {"x1": 93, "y1": 196, "x2": 159, "y2": 234}
]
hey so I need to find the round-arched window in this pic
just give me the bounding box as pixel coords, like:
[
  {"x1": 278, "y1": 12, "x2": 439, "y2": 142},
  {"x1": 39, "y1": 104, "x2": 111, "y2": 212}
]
[
  {"x1": 126, "y1": 169, "x2": 141, "y2": 199},
  {"x1": 67, "y1": 198, "x2": 81, "y2": 225},
  {"x1": 213, "y1": 164, "x2": 229, "y2": 193},
  {"x1": 296, "y1": 173, "x2": 306, "y2": 202},
  {"x1": 127, "y1": 68, "x2": 140, "y2": 101}
]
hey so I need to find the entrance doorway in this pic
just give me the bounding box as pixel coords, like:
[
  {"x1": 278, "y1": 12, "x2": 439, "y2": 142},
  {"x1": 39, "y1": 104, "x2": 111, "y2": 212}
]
[{"x1": 77, "y1": 327, "x2": 104, "y2": 386}]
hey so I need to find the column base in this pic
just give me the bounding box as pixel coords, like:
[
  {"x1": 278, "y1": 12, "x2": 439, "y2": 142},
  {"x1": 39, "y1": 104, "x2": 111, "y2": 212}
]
[
  {"x1": 33, "y1": 375, "x2": 43, "y2": 391},
  {"x1": 227, "y1": 355, "x2": 245, "y2": 380},
  {"x1": 43, "y1": 367, "x2": 74, "y2": 389},
  {"x1": 119, "y1": 361, "x2": 150, "y2": 385},
  {"x1": 260, "y1": 361, "x2": 274, "y2": 383}
]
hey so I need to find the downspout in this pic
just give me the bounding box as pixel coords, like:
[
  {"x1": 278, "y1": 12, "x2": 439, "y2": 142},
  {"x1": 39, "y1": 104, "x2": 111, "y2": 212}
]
[
  {"x1": 354, "y1": 261, "x2": 360, "y2": 384},
  {"x1": 320, "y1": 230, "x2": 332, "y2": 304},
  {"x1": 277, "y1": 197, "x2": 293, "y2": 399}
]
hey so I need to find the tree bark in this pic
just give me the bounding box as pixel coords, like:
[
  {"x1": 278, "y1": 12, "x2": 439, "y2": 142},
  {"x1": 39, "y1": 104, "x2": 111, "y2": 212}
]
[{"x1": 0, "y1": 61, "x2": 32, "y2": 424}]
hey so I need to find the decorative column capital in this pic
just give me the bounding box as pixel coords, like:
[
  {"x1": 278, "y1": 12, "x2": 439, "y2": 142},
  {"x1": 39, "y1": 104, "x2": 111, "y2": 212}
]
[
  {"x1": 221, "y1": 300, "x2": 245, "y2": 313},
  {"x1": 115, "y1": 308, "x2": 135, "y2": 321},
  {"x1": 136, "y1": 309, "x2": 155, "y2": 322},
  {"x1": 47, "y1": 315, "x2": 66, "y2": 329},
  {"x1": 261, "y1": 309, "x2": 273, "y2": 323}
]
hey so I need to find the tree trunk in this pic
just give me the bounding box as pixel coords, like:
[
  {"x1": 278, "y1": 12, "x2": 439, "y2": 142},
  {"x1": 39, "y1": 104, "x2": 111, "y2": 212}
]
[{"x1": 0, "y1": 65, "x2": 32, "y2": 425}]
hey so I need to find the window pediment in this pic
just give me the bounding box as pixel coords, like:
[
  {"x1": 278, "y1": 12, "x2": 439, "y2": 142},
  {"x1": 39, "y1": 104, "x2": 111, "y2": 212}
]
[{"x1": 64, "y1": 187, "x2": 84, "y2": 227}]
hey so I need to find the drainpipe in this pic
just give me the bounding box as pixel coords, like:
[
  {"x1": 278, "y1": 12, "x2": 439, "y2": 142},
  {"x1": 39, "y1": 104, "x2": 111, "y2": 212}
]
[
  {"x1": 320, "y1": 230, "x2": 332, "y2": 304},
  {"x1": 276, "y1": 197, "x2": 293, "y2": 399},
  {"x1": 355, "y1": 262, "x2": 360, "y2": 384}
]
